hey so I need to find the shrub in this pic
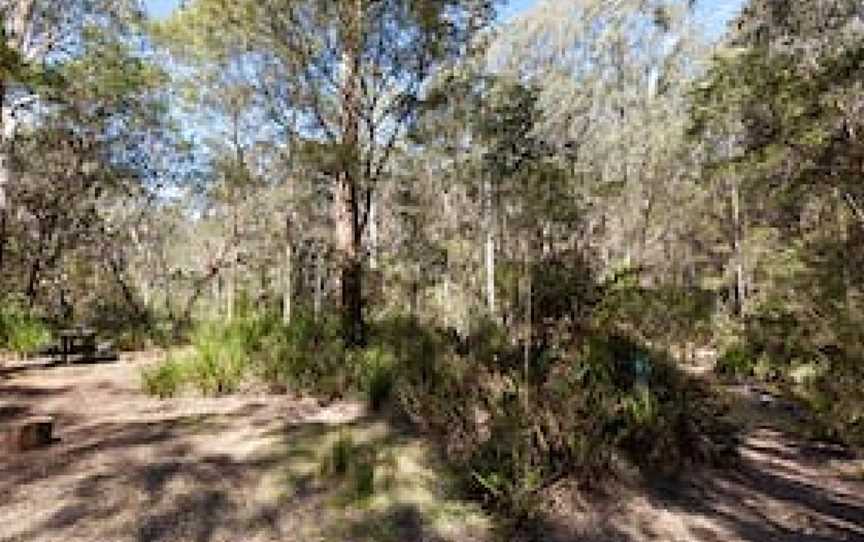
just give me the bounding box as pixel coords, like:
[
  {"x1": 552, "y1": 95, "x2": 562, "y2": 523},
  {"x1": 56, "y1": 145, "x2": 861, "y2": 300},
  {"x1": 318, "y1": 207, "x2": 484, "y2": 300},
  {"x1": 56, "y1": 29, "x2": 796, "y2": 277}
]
[
  {"x1": 715, "y1": 345, "x2": 755, "y2": 378},
  {"x1": 140, "y1": 309, "x2": 347, "y2": 398},
  {"x1": 388, "y1": 327, "x2": 733, "y2": 517},
  {"x1": 351, "y1": 346, "x2": 396, "y2": 411},
  {"x1": 141, "y1": 357, "x2": 184, "y2": 398},
  {"x1": 320, "y1": 432, "x2": 378, "y2": 501},
  {"x1": 257, "y1": 311, "x2": 344, "y2": 391},
  {"x1": 113, "y1": 317, "x2": 176, "y2": 351},
  {"x1": 187, "y1": 321, "x2": 251, "y2": 395},
  {"x1": 0, "y1": 302, "x2": 51, "y2": 357}
]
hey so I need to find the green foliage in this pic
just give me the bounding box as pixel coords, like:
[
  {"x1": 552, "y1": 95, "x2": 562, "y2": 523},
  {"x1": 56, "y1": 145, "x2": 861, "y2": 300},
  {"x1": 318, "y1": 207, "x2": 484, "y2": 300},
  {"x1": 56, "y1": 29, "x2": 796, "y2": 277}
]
[
  {"x1": 140, "y1": 310, "x2": 346, "y2": 398},
  {"x1": 133, "y1": 304, "x2": 731, "y2": 520},
  {"x1": 320, "y1": 432, "x2": 378, "y2": 501},
  {"x1": 594, "y1": 277, "x2": 715, "y2": 350},
  {"x1": 350, "y1": 346, "x2": 396, "y2": 411},
  {"x1": 380, "y1": 320, "x2": 732, "y2": 517},
  {"x1": 715, "y1": 345, "x2": 755, "y2": 378},
  {"x1": 112, "y1": 318, "x2": 176, "y2": 352},
  {"x1": 140, "y1": 356, "x2": 185, "y2": 399},
  {"x1": 324, "y1": 433, "x2": 355, "y2": 478},
  {"x1": 0, "y1": 301, "x2": 52, "y2": 357},
  {"x1": 257, "y1": 311, "x2": 344, "y2": 391}
]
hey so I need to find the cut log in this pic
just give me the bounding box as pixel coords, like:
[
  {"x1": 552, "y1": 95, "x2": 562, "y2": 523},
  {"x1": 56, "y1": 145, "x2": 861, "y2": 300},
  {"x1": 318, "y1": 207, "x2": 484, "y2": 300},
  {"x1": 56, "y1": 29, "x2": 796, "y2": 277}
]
[{"x1": 1, "y1": 416, "x2": 54, "y2": 453}]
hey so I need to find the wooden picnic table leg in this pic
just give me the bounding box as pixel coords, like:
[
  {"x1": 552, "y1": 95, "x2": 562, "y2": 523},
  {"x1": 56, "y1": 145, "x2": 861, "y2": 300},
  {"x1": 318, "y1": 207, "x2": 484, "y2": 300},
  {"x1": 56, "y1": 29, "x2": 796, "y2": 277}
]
[
  {"x1": 62, "y1": 336, "x2": 70, "y2": 364},
  {"x1": 84, "y1": 335, "x2": 95, "y2": 361}
]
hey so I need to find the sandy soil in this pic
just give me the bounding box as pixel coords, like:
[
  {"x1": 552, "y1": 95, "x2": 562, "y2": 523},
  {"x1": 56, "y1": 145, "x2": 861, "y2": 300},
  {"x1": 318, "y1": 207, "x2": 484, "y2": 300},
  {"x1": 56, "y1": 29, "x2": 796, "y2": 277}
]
[{"x1": 0, "y1": 353, "x2": 490, "y2": 542}]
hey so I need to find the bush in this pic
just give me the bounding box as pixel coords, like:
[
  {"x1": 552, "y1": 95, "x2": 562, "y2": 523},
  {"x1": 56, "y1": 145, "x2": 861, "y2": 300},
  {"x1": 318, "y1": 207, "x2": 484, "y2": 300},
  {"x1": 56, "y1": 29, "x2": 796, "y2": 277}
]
[
  {"x1": 0, "y1": 301, "x2": 51, "y2": 357},
  {"x1": 715, "y1": 345, "x2": 755, "y2": 378},
  {"x1": 351, "y1": 346, "x2": 396, "y2": 411},
  {"x1": 113, "y1": 317, "x2": 176, "y2": 351},
  {"x1": 185, "y1": 319, "x2": 257, "y2": 395},
  {"x1": 141, "y1": 357, "x2": 184, "y2": 398},
  {"x1": 140, "y1": 310, "x2": 347, "y2": 398},
  {"x1": 317, "y1": 432, "x2": 381, "y2": 501},
  {"x1": 257, "y1": 311, "x2": 344, "y2": 391},
  {"x1": 388, "y1": 327, "x2": 733, "y2": 517}
]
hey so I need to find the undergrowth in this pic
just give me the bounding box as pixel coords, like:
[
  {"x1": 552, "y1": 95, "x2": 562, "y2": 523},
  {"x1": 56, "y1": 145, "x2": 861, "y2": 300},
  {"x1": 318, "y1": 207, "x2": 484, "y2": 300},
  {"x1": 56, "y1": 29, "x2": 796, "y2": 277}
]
[
  {"x1": 140, "y1": 306, "x2": 734, "y2": 518},
  {"x1": 0, "y1": 300, "x2": 52, "y2": 358}
]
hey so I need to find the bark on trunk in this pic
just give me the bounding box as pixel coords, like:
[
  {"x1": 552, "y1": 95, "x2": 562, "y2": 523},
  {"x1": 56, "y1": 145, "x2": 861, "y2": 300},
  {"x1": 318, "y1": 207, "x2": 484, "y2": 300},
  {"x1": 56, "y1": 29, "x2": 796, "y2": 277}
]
[
  {"x1": 334, "y1": 0, "x2": 365, "y2": 346},
  {"x1": 0, "y1": 81, "x2": 10, "y2": 275},
  {"x1": 369, "y1": 193, "x2": 378, "y2": 271},
  {"x1": 335, "y1": 178, "x2": 364, "y2": 344}
]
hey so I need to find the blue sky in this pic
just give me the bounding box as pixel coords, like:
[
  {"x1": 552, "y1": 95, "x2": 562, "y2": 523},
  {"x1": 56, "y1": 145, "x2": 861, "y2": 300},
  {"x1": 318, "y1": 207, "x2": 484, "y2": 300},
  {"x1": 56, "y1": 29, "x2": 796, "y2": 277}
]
[
  {"x1": 146, "y1": 0, "x2": 747, "y2": 36},
  {"x1": 146, "y1": 0, "x2": 178, "y2": 19}
]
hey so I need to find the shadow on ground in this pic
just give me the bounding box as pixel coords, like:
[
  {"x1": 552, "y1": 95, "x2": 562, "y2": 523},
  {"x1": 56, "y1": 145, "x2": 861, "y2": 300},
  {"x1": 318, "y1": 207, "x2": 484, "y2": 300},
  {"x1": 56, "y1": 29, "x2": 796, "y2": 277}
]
[{"x1": 0, "y1": 359, "x2": 491, "y2": 542}]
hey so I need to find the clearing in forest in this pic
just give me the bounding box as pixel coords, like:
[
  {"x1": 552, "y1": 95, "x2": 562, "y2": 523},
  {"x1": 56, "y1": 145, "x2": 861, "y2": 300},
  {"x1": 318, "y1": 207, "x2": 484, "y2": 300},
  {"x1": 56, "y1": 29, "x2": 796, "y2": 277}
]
[{"x1": 2, "y1": 354, "x2": 864, "y2": 542}]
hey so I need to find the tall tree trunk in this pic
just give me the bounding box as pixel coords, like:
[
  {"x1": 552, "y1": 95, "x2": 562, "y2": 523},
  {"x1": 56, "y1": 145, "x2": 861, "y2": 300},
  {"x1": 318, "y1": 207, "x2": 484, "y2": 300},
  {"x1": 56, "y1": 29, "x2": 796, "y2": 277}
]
[
  {"x1": 211, "y1": 272, "x2": 220, "y2": 318},
  {"x1": 314, "y1": 246, "x2": 323, "y2": 322},
  {"x1": 226, "y1": 255, "x2": 235, "y2": 320},
  {"x1": 522, "y1": 238, "x2": 532, "y2": 379},
  {"x1": 0, "y1": 81, "x2": 10, "y2": 276},
  {"x1": 484, "y1": 175, "x2": 496, "y2": 319},
  {"x1": 369, "y1": 193, "x2": 378, "y2": 271},
  {"x1": 335, "y1": 0, "x2": 365, "y2": 346},
  {"x1": 731, "y1": 178, "x2": 745, "y2": 317},
  {"x1": 283, "y1": 232, "x2": 293, "y2": 325}
]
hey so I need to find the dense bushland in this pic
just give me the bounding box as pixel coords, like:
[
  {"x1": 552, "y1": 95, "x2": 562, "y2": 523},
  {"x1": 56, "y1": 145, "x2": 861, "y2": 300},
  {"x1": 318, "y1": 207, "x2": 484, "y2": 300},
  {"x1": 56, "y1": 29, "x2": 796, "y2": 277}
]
[{"x1": 141, "y1": 281, "x2": 734, "y2": 517}]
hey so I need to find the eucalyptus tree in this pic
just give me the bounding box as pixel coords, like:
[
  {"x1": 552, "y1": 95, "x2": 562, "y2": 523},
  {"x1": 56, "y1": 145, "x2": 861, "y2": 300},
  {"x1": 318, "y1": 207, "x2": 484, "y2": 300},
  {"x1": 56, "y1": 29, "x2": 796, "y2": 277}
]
[
  {"x1": 489, "y1": 0, "x2": 707, "y2": 283},
  {"x1": 155, "y1": 0, "x2": 497, "y2": 345},
  {"x1": 0, "y1": 0, "x2": 148, "y2": 276},
  {"x1": 690, "y1": 0, "x2": 864, "y2": 330},
  {"x1": 0, "y1": 1, "x2": 174, "y2": 321}
]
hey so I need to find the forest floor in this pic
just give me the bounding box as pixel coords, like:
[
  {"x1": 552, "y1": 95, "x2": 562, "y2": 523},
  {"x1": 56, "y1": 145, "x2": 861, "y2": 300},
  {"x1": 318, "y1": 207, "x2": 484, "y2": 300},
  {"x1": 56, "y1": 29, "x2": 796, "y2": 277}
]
[
  {"x1": 531, "y1": 377, "x2": 864, "y2": 541},
  {"x1": 1, "y1": 353, "x2": 864, "y2": 542},
  {"x1": 0, "y1": 353, "x2": 491, "y2": 542}
]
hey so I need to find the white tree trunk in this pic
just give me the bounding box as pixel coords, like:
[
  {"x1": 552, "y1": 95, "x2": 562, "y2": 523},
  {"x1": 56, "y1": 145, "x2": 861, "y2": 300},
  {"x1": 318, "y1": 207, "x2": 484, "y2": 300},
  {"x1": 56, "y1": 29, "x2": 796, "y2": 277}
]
[
  {"x1": 314, "y1": 247, "x2": 323, "y2": 321},
  {"x1": 211, "y1": 271, "x2": 220, "y2": 318},
  {"x1": 0, "y1": 91, "x2": 16, "y2": 274},
  {"x1": 369, "y1": 193, "x2": 378, "y2": 271},
  {"x1": 226, "y1": 258, "x2": 235, "y2": 321},
  {"x1": 484, "y1": 176, "x2": 496, "y2": 318},
  {"x1": 283, "y1": 241, "x2": 292, "y2": 325},
  {"x1": 731, "y1": 178, "x2": 744, "y2": 316}
]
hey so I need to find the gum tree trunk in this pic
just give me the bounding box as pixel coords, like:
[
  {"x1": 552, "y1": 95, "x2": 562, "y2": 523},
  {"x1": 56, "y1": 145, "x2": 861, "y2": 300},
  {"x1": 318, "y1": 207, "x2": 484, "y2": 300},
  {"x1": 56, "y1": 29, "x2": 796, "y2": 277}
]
[{"x1": 334, "y1": 0, "x2": 365, "y2": 346}]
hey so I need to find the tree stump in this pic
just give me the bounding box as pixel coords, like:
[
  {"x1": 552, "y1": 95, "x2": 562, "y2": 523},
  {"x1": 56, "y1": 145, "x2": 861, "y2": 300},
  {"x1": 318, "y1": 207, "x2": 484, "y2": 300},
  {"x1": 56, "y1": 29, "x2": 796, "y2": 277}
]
[{"x1": 1, "y1": 416, "x2": 55, "y2": 453}]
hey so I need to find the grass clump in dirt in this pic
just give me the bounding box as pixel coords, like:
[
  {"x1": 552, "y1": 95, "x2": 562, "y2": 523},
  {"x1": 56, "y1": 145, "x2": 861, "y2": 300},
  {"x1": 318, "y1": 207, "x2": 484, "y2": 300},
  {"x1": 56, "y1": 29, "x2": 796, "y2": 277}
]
[
  {"x1": 319, "y1": 432, "x2": 383, "y2": 501},
  {"x1": 265, "y1": 420, "x2": 491, "y2": 541},
  {"x1": 140, "y1": 355, "x2": 185, "y2": 398},
  {"x1": 141, "y1": 309, "x2": 345, "y2": 397},
  {"x1": 0, "y1": 299, "x2": 52, "y2": 358}
]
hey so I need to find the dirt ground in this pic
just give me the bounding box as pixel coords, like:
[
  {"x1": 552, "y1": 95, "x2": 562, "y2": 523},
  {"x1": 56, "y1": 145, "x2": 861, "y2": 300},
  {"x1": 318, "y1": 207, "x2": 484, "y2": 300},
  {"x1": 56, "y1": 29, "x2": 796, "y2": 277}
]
[
  {"x1": 2, "y1": 353, "x2": 864, "y2": 542},
  {"x1": 0, "y1": 353, "x2": 490, "y2": 542}
]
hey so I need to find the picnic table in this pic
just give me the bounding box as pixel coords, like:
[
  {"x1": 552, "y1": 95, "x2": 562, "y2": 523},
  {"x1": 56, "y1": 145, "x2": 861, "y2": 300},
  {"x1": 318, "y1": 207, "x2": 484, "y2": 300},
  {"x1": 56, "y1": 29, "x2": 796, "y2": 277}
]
[{"x1": 57, "y1": 327, "x2": 96, "y2": 364}]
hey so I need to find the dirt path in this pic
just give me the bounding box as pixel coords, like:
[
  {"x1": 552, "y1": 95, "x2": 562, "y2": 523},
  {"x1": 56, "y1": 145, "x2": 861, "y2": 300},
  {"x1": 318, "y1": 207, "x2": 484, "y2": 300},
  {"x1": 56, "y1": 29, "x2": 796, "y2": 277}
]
[
  {"x1": 0, "y1": 354, "x2": 490, "y2": 542},
  {"x1": 533, "y1": 383, "x2": 864, "y2": 542}
]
